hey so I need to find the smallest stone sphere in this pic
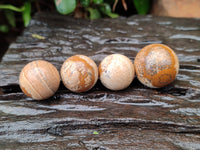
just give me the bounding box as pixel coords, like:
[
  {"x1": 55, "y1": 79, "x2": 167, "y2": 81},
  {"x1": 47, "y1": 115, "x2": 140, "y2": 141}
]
[
  {"x1": 134, "y1": 44, "x2": 179, "y2": 88},
  {"x1": 99, "y1": 54, "x2": 135, "y2": 91},
  {"x1": 19, "y1": 60, "x2": 60, "y2": 100},
  {"x1": 60, "y1": 55, "x2": 98, "y2": 92}
]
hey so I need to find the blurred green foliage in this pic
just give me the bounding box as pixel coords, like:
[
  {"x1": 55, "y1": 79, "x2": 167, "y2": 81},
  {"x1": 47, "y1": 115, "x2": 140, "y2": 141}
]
[
  {"x1": 54, "y1": 0, "x2": 76, "y2": 15},
  {"x1": 133, "y1": 0, "x2": 150, "y2": 14},
  {"x1": 55, "y1": 0, "x2": 151, "y2": 19},
  {"x1": 55, "y1": 0, "x2": 119, "y2": 19},
  {"x1": 0, "y1": 1, "x2": 31, "y2": 32},
  {"x1": 0, "y1": 25, "x2": 9, "y2": 33},
  {"x1": 0, "y1": 0, "x2": 151, "y2": 33}
]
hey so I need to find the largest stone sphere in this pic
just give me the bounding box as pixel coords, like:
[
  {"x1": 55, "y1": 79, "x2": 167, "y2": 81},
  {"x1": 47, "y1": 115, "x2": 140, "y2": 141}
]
[{"x1": 134, "y1": 44, "x2": 179, "y2": 88}]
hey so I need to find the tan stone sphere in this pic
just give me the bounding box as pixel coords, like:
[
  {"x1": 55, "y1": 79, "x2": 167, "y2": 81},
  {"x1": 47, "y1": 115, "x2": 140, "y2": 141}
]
[
  {"x1": 134, "y1": 44, "x2": 179, "y2": 88},
  {"x1": 99, "y1": 54, "x2": 135, "y2": 91},
  {"x1": 19, "y1": 60, "x2": 60, "y2": 100},
  {"x1": 60, "y1": 55, "x2": 98, "y2": 93}
]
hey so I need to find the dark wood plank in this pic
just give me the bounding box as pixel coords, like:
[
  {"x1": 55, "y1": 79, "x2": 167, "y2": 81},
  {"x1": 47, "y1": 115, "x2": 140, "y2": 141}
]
[{"x1": 0, "y1": 12, "x2": 200, "y2": 149}]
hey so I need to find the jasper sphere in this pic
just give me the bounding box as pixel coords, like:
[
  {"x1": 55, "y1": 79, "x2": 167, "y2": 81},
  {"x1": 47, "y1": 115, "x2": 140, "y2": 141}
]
[
  {"x1": 60, "y1": 55, "x2": 98, "y2": 92},
  {"x1": 134, "y1": 44, "x2": 179, "y2": 88},
  {"x1": 19, "y1": 60, "x2": 60, "y2": 100},
  {"x1": 99, "y1": 54, "x2": 135, "y2": 91}
]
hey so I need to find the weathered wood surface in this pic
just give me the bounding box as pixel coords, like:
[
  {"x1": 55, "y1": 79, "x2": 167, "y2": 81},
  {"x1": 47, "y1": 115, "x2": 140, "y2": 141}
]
[{"x1": 0, "y1": 12, "x2": 200, "y2": 149}]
